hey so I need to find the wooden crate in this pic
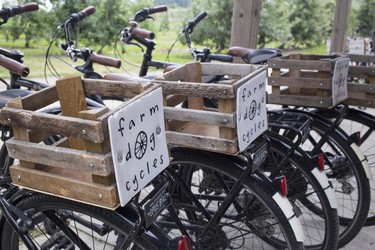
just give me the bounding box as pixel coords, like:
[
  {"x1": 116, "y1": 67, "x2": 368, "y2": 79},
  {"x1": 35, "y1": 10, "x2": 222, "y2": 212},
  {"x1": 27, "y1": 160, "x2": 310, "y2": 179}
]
[
  {"x1": 155, "y1": 62, "x2": 268, "y2": 155},
  {"x1": 0, "y1": 76, "x2": 158, "y2": 209},
  {"x1": 267, "y1": 54, "x2": 349, "y2": 108},
  {"x1": 343, "y1": 54, "x2": 375, "y2": 108}
]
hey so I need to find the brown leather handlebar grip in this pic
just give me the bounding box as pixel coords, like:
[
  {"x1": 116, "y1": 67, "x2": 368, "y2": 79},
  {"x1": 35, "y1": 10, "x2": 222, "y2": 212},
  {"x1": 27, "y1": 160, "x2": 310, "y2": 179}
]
[
  {"x1": 80, "y1": 6, "x2": 96, "y2": 17},
  {"x1": 20, "y1": 2, "x2": 39, "y2": 13},
  {"x1": 132, "y1": 27, "x2": 155, "y2": 40},
  {"x1": 0, "y1": 54, "x2": 30, "y2": 77},
  {"x1": 89, "y1": 54, "x2": 121, "y2": 69},
  {"x1": 150, "y1": 5, "x2": 168, "y2": 14}
]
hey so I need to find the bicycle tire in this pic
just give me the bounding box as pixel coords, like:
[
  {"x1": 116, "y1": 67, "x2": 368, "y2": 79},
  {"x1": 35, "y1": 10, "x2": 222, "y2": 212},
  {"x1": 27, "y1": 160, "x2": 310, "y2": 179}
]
[
  {"x1": 264, "y1": 131, "x2": 339, "y2": 249},
  {"x1": 1, "y1": 193, "x2": 169, "y2": 249},
  {"x1": 171, "y1": 147, "x2": 304, "y2": 250},
  {"x1": 334, "y1": 108, "x2": 375, "y2": 226},
  {"x1": 317, "y1": 107, "x2": 375, "y2": 226},
  {"x1": 295, "y1": 111, "x2": 371, "y2": 248}
]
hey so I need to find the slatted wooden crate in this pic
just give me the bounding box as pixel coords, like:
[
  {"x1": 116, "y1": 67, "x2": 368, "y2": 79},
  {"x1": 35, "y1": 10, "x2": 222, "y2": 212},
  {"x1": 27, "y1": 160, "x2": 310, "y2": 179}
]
[
  {"x1": 155, "y1": 62, "x2": 268, "y2": 155},
  {"x1": 343, "y1": 54, "x2": 375, "y2": 107},
  {"x1": 267, "y1": 54, "x2": 349, "y2": 108},
  {"x1": 0, "y1": 76, "x2": 158, "y2": 209}
]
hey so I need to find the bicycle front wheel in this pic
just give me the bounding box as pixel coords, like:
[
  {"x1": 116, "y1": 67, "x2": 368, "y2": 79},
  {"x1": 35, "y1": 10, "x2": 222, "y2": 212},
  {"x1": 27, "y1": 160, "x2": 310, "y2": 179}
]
[{"x1": 1, "y1": 193, "x2": 168, "y2": 249}]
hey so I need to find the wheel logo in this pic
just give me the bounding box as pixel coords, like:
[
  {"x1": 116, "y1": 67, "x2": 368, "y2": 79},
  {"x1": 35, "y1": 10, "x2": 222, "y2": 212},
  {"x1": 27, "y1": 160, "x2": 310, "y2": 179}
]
[
  {"x1": 135, "y1": 131, "x2": 147, "y2": 159},
  {"x1": 249, "y1": 100, "x2": 257, "y2": 120}
]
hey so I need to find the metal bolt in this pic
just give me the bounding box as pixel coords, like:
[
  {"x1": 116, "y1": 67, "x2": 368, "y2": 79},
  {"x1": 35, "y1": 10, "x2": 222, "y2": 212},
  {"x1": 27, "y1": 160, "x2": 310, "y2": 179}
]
[
  {"x1": 223, "y1": 90, "x2": 228, "y2": 95},
  {"x1": 16, "y1": 175, "x2": 21, "y2": 181},
  {"x1": 322, "y1": 64, "x2": 326, "y2": 68},
  {"x1": 82, "y1": 129, "x2": 87, "y2": 135},
  {"x1": 223, "y1": 118, "x2": 228, "y2": 124},
  {"x1": 223, "y1": 143, "x2": 228, "y2": 148},
  {"x1": 117, "y1": 153, "x2": 123, "y2": 163},
  {"x1": 98, "y1": 193, "x2": 103, "y2": 200},
  {"x1": 89, "y1": 163, "x2": 94, "y2": 169},
  {"x1": 156, "y1": 126, "x2": 161, "y2": 135},
  {"x1": 272, "y1": 80, "x2": 275, "y2": 83},
  {"x1": 320, "y1": 101, "x2": 323, "y2": 104},
  {"x1": 320, "y1": 82, "x2": 323, "y2": 86},
  {"x1": 272, "y1": 64, "x2": 276, "y2": 66},
  {"x1": 12, "y1": 149, "x2": 16, "y2": 153},
  {"x1": 7, "y1": 118, "x2": 11, "y2": 123}
]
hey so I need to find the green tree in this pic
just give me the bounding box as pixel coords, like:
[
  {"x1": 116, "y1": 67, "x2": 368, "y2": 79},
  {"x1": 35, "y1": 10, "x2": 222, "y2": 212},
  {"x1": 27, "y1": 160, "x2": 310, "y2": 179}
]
[
  {"x1": 1, "y1": 0, "x2": 49, "y2": 47},
  {"x1": 183, "y1": 0, "x2": 232, "y2": 52},
  {"x1": 258, "y1": 0, "x2": 291, "y2": 48},
  {"x1": 288, "y1": 0, "x2": 334, "y2": 47},
  {"x1": 351, "y1": 0, "x2": 375, "y2": 37}
]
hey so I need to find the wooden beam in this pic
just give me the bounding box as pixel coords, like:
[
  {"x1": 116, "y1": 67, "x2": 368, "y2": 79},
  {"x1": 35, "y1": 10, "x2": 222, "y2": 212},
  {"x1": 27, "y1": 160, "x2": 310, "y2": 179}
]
[
  {"x1": 330, "y1": 0, "x2": 351, "y2": 53},
  {"x1": 230, "y1": 0, "x2": 262, "y2": 54}
]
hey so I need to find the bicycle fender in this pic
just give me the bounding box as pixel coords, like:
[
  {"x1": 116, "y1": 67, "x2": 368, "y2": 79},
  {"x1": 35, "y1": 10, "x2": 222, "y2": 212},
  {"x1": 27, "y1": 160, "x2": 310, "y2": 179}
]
[
  {"x1": 350, "y1": 143, "x2": 372, "y2": 179},
  {"x1": 311, "y1": 168, "x2": 338, "y2": 209},
  {"x1": 272, "y1": 192, "x2": 305, "y2": 243}
]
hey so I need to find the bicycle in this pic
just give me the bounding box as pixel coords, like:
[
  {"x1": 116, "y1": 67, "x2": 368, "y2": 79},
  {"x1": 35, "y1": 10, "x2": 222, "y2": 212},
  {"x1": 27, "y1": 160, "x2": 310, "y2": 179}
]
[{"x1": 0, "y1": 4, "x2": 307, "y2": 249}]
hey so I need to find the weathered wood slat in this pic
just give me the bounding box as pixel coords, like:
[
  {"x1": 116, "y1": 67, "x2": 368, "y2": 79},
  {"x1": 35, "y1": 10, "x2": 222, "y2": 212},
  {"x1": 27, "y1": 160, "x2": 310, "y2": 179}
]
[
  {"x1": 268, "y1": 77, "x2": 332, "y2": 89},
  {"x1": 267, "y1": 93, "x2": 332, "y2": 108},
  {"x1": 201, "y1": 63, "x2": 257, "y2": 77},
  {"x1": 155, "y1": 80, "x2": 235, "y2": 99},
  {"x1": 346, "y1": 54, "x2": 375, "y2": 64},
  {"x1": 10, "y1": 165, "x2": 119, "y2": 209},
  {"x1": 82, "y1": 78, "x2": 153, "y2": 99},
  {"x1": 6, "y1": 97, "x2": 36, "y2": 169},
  {"x1": 164, "y1": 107, "x2": 236, "y2": 128},
  {"x1": 56, "y1": 76, "x2": 88, "y2": 150},
  {"x1": 348, "y1": 66, "x2": 375, "y2": 77},
  {"x1": 6, "y1": 138, "x2": 113, "y2": 175},
  {"x1": 0, "y1": 107, "x2": 105, "y2": 143},
  {"x1": 166, "y1": 131, "x2": 238, "y2": 154},
  {"x1": 18, "y1": 86, "x2": 59, "y2": 111},
  {"x1": 268, "y1": 58, "x2": 334, "y2": 71},
  {"x1": 347, "y1": 83, "x2": 375, "y2": 93}
]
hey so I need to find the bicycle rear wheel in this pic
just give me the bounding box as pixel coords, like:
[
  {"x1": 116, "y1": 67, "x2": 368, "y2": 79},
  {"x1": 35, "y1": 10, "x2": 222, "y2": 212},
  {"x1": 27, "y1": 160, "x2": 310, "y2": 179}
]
[
  {"x1": 264, "y1": 131, "x2": 339, "y2": 249},
  {"x1": 297, "y1": 113, "x2": 371, "y2": 248},
  {"x1": 171, "y1": 147, "x2": 304, "y2": 249},
  {"x1": 1, "y1": 193, "x2": 168, "y2": 249},
  {"x1": 327, "y1": 108, "x2": 375, "y2": 226}
]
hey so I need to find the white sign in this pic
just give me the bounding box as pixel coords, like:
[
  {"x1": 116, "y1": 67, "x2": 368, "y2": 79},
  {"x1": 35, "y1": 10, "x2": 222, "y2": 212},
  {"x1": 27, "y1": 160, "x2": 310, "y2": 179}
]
[
  {"x1": 332, "y1": 58, "x2": 349, "y2": 106},
  {"x1": 108, "y1": 88, "x2": 169, "y2": 206},
  {"x1": 348, "y1": 38, "x2": 365, "y2": 54},
  {"x1": 236, "y1": 70, "x2": 268, "y2": 152}
]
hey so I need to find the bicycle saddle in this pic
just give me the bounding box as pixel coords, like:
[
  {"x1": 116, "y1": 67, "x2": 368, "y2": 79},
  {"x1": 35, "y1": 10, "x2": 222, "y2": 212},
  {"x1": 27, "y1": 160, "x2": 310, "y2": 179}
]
[
  {"x1": 0, "y1": 89, "x2": 31, "y2": 108},
  {"x1": 228, "y1": 46, "x2": 282, "y2": 64}
]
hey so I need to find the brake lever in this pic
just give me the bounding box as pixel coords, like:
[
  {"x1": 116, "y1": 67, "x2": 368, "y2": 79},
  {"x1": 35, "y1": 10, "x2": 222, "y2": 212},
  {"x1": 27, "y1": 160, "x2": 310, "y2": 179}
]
[{"x1": 126, "y1": 42, "x2": 144, "y2": 53}]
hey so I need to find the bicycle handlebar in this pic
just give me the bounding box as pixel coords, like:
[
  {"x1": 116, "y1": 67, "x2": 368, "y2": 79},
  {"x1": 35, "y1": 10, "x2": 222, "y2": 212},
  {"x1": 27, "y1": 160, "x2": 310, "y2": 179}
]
[
  {"x1": 67, "y1": 6, "x2": 95, "y2": 25},
  {"x1": 207, "y1": 54, "x2": 233, "y2": 63},
  {"x1": 132, "y1": 27, "x2": 155, "y2": 40},
  {"x1": 148, "y1": 5, "x2": 168, "y2": 14},
  {"x1": 184, "y1": 11, "x2": 207, "y2": 34},
  {"x1": 89, "y1": 54, "x2": 121, "y2": 68},
  {"x1": 0, "y1": 2, "x2": 38, "y2": 21},
  {"x1": 0, "y1": 54, "x2": 29, "y2": 77},
  {"x1": 132, "y1": 5, "x2": 167, "y2": 22}
]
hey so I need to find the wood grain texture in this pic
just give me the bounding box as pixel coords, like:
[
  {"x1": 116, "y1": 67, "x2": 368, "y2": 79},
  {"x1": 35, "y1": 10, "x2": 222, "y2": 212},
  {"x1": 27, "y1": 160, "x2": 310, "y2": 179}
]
[
  {"x1": 6, "y1": 138, "x2": 113, "y2": 175},
  {"x1": 10, "y1": 165, "x2": 119, "y2": 209}
]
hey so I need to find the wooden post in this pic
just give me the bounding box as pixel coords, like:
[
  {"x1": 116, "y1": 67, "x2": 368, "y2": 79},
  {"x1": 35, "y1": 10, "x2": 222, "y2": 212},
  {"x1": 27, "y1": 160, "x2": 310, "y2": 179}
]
[
  {"x1": 56, "y1": 76, "x2": 88, "y2": 150},
  {"x1": 330, "y1": 0, "x2": 351, "y2": 53},
  {"x1": 230, "y1": 0, "x2": 262, "y2": 63}
]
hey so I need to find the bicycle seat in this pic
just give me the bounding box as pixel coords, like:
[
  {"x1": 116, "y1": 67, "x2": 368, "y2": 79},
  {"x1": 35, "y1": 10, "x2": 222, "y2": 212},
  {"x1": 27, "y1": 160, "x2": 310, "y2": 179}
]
[
  {"x1": 0, "y1": 89, "x2": 31, "y2": 108},
  {"x1": 228, "y1": 46, "x2": 282, "y2": 64},
  {"x1": 102, "y1": 73, "x2": 147, "y2": 82}
]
